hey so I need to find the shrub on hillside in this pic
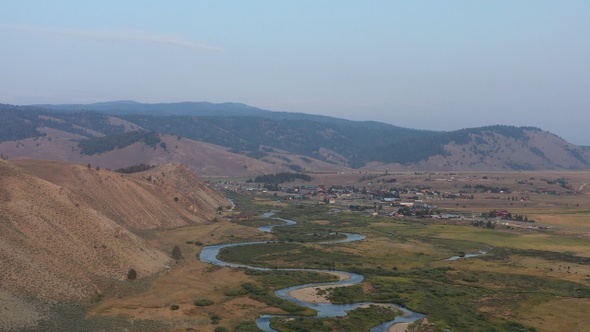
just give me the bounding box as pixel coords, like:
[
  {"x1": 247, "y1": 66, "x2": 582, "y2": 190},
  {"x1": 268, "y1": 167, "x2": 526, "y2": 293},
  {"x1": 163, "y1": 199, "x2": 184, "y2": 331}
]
[
  {"x1": 193, "y1": 298, "x2": 214, "y2": 306},
  {"x1": 127, "y1": 268, "x2": 137, "y2": 280}
]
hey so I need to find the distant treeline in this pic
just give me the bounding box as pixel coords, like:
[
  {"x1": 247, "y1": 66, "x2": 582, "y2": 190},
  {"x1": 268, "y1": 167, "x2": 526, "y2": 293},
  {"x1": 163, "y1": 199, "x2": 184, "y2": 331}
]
[
  {"x1": 249, "y1": 172, "x2": 312, "y2": 184},
  {"x1": 115, "y1": 163, "x2": 156, "y2": 173},
  {"x1": 0, "y1": 108, "x2": 42, "y2": 141},
  {"x1": 7, "y1": 104, "x2": 586, "y2": 169},
  {"x1": 78, "y1": 130, "x2": 160, "y2": 155},
  {"x1": 0, "y1": 105, "x2": 128, "y2": 142}
]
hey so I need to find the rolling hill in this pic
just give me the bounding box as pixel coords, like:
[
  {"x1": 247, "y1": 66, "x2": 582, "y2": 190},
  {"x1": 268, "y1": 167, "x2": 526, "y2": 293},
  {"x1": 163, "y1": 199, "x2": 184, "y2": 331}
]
[
  {"x1": 1, "y1": 102, "x2": 589, "y2": 173},
  {"x1": 0, "y1": 159, "x2": 226, "y2": 330}
]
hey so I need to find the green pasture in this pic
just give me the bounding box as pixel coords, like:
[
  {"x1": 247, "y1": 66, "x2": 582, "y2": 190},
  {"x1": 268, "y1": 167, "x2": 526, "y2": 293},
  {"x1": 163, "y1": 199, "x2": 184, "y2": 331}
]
[{"x1": 219, "y1": 192, "x2": 590, "y2": 331}]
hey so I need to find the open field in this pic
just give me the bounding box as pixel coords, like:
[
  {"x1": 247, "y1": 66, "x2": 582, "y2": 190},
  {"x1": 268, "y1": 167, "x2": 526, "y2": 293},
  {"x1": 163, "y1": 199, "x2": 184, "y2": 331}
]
[
  {"x1": 87, "y1": 171, "x2": 590, "y2": 331},
  {"x1": 89, "y1": 220, "x2": 277, "y2": 332}
]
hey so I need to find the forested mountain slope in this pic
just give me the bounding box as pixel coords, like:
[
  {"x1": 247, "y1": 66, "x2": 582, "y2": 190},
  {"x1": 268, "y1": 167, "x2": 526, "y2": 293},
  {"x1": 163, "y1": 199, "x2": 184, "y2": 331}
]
[{"x1": 1, "y1": 102, "x2": 589, "y2": 172}]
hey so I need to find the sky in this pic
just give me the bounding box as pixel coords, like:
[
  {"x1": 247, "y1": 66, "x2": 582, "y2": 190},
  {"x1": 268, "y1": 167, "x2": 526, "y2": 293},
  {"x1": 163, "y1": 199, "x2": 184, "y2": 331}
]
[{"x1": 1, "y1": 1, "x2": 589, "y2": 145}]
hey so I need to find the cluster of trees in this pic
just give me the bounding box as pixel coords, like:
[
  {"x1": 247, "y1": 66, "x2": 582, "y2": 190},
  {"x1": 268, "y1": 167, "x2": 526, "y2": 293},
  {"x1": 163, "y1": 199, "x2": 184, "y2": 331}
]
[
  {"x1": 249, "y1": 172, "x2": 312, "y2": 184},
  {"x1": 0, "y1": 107, "x2": 44, "y2": 142},
  {"x1": 504, "y1": 213, "x2": 533, "y2": 222},
  {"x1": 481, "y1": 210, "x2": 534, "y2": 222},
  {"x1": 47, "y1": 111, "x2": 126, "y2": 137},
  {"x1": 462, "y1": 184, "x2": 511, "y2": 193},
  {"x1": 78, "y1": 130, "x2": 160, "y2": 155},
  {"x1": 349, "y1": 204, "x2": 374, "y2": 212},
  {"x1": 0, "y1": 105, "x2": 129, "y2": 142},
  {"x1": 115, "y1": 163, "x2": 155, "y2": 173},
  {"x1": 542, "y1": 177, "x2": 574, "y2": 189},
  {"x1": 245, "y1": 150, "x2": 269, "y2": 159},
  {"x1": 471, "y1": 219, "x2": 496, "y2": 229},
  {"x1": 263, "y1": 183, "x2": 280, "y2": 191},
  {"x1": 396, "y1": 206, "x2": 437, "y2": 217}
]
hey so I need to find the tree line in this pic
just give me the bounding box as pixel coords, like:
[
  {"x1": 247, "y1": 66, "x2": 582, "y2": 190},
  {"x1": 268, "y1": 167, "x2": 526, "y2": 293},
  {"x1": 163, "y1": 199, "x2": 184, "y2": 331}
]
[
  {"x1": 78, "y1": 130, "x2": 161, "y2": 155},
  {"x1": 249, "y1": 172, "x2": 312, "y2": 184},
  {"x1": 115, "y1": 163, "x2": 156, "y2": 173}
]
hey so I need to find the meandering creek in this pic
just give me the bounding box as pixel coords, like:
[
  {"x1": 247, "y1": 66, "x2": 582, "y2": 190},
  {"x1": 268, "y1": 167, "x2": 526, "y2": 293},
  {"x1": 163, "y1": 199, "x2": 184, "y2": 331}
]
[{"x1": 200, "y1": 212, "x2": 426, "y2": 331}]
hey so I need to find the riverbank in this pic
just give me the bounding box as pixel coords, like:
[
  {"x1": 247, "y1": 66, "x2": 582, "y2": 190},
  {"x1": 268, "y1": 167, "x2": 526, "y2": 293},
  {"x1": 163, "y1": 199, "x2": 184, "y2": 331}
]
[
  {"x1": 388, "y1": 318, "x2": 430, "y2": 332},
  {"x1": 388, "y1": 322, "x2": 410, "y2": 332},
  {"x1": 285, "y1": 271, "x2": 352, "y2": 304},
  {"x1": 286, "y1": 270, "x2": 419, "y2": 332}
]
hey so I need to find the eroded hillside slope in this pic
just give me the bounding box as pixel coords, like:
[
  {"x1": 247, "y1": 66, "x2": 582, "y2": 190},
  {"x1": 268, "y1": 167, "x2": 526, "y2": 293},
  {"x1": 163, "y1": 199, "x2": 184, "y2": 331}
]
[
  {"x1": 12, "y1": 160, "x2": 227, "y2": 231},
  {"x1": 0, "y1": 159, "x2": 173, "y2": 301},
  {"x1": 0, "y1": 159, "x2": 227, "y2": 330},
  {"x1": 0, "y1": 130, "x2": 348, "y2": 176}
]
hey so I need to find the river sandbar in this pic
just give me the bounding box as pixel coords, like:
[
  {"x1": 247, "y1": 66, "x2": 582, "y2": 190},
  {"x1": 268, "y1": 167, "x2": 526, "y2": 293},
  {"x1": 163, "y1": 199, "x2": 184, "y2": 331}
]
[
  {"x1": 388, "y1": 322, "x2": 410, "y2": 332},
  {"x1": 286, "y1": 271, "x2": 352, "y2": 304}
]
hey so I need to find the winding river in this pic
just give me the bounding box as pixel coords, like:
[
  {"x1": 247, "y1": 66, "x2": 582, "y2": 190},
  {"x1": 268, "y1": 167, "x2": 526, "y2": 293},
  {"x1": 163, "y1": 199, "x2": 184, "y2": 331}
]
[{"x1": 199, "y1": 212, "x2": 426, "y2": 331}]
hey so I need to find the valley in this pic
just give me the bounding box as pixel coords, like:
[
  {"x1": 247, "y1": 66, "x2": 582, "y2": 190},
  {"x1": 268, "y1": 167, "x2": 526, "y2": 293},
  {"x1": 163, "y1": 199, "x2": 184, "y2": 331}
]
[
  {"x1": 4, "y1": 1, "x2": 590, "y2": 330},
  {"x1": 1, "y1": 168, "x2": 580, "y2": 331},
  {"x1": 1, "y1": 104, "x2": 589, "y2": 331}
]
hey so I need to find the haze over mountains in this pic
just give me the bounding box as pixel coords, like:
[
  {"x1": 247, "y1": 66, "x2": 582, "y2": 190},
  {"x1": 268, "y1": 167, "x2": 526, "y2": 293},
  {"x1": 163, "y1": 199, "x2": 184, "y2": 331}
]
[{"x1": 1, "y1": 101, "x2": 589, "y2": 176}]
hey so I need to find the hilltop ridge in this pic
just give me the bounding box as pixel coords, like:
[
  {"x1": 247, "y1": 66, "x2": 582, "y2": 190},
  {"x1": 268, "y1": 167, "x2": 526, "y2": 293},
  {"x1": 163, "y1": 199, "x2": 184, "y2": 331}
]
[{"x1": 1, "y1": 102, "x2": 589, "y2": 174}]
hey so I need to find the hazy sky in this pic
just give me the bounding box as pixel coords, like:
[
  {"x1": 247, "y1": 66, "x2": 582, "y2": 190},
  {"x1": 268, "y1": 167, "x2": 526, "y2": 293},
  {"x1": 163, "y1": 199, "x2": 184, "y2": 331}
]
[{"x1": 1, "y1": 1, "x2": 588, "y2": 144}]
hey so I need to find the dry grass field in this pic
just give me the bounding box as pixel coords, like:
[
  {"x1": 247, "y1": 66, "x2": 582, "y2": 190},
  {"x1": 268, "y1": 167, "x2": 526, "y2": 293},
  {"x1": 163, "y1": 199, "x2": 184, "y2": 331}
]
[{"x1": 89, "y1": 220, "x2": 277, "y2": 332}]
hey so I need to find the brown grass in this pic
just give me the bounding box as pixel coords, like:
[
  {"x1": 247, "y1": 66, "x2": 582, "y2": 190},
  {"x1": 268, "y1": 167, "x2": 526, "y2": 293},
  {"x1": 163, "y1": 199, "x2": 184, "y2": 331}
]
[
  {"x1": 90, "y1": 220, "x2": 277, "y2": 331},
  {"x1": 519, "y1": 298, "x2": 590, "y2": 332},
  {"x1": 0, "y1": 130, "x2": 349, "y2": 177}
]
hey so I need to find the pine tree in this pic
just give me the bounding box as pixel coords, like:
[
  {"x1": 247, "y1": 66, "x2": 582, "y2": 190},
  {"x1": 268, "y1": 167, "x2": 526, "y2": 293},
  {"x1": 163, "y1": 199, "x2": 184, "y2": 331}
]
[{"x1": 171, "y1": 245, "x2": 183, "y2": 260}]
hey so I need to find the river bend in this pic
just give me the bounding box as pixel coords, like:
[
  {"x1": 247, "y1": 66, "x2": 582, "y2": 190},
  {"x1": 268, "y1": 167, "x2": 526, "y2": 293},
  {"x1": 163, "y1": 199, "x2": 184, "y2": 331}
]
[{"x1": 199, "y1": 212, "x2": 426, "y2": 331}]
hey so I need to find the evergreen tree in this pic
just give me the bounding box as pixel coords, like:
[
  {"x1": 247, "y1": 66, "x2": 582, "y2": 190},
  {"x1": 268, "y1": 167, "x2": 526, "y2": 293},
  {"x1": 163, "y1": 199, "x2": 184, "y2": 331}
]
[
  {"x1": 127, "y1": 268, "x2": 137, "y2": 280},
  {"x1": 171, "y1": 245, "x2": 183, "y2": 260}
]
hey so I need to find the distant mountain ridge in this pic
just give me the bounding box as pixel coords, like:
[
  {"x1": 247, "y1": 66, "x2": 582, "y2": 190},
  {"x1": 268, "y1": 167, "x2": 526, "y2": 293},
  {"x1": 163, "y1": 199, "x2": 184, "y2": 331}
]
[
  {"x1": 33, "y1": 100, "x2": 272, "y2": 117},
  {"x1": 32, "y1": 100, "x2": 416, "y2": 130},
  {"x1": 1, "y1": 101, "x2": 589, "y2": 173}
]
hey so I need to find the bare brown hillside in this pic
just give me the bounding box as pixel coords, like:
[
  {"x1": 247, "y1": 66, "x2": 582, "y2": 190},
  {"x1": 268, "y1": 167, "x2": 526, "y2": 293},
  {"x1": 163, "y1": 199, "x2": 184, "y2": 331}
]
[
  {"x1": 0, "y1": 159, "x2": 173, "y2": 300},
  {"x1": 0, "y1": 159, "x2": 227, "y2": 330},
  {"x1": 0, "y1": 131, "x2": 349, "y2": 177},
  {"x1": 12, "y1": 160, "x2": 227, "y2": 231}
]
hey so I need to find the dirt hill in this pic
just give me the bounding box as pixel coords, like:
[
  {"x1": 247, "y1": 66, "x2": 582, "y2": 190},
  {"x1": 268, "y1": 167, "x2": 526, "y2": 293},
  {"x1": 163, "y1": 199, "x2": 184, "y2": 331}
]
[
  {"x1": 0, "y1": 159, "x2": 227, "y2": 330},
  {"x1": 12, "y1": 160, "x2": 228, "y2": 231},
  {"x1": 0, "y1": 130, "x2": 349, "y2": 177}
]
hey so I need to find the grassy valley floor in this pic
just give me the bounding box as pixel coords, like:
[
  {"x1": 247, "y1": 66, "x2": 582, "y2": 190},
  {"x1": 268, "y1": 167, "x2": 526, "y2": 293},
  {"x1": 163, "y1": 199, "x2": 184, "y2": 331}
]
[{"x1": 85, "y1": 172, "x2": 590, "y2": 332}]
